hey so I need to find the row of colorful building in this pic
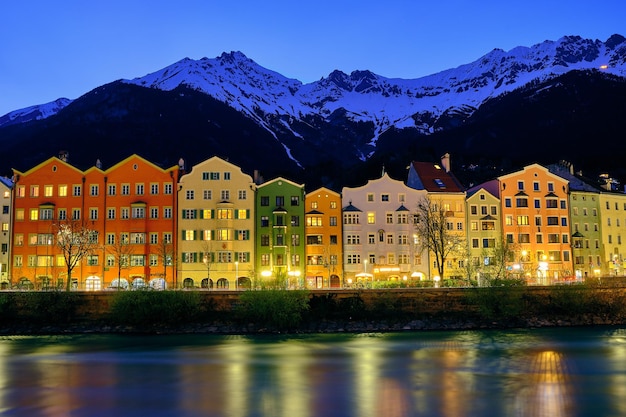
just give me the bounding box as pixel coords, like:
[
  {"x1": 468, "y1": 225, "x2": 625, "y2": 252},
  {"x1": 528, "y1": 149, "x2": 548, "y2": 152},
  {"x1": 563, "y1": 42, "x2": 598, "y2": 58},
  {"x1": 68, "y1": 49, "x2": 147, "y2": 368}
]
[{"x1": 0, "y1": 152, "x2": 624, "y2": 290}]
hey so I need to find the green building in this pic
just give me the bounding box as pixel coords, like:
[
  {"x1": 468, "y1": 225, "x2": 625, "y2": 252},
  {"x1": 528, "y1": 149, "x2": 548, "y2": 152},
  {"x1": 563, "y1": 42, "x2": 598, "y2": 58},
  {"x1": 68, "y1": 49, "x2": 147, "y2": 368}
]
[{"x1": 255, "y1": 177, "x2": 306, "y2": 288}]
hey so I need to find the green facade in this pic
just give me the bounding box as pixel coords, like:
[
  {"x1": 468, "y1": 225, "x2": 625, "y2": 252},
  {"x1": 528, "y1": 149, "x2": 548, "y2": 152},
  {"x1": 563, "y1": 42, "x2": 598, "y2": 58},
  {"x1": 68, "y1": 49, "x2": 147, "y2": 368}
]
[{"x1": 255, "y1": 177, "x2": 306, "y2": 287}]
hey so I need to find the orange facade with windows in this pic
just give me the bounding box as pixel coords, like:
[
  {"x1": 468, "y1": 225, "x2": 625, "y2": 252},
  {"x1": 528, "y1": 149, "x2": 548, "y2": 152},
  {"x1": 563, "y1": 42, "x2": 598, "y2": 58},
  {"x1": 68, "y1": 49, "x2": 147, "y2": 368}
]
[
  {"x1": 499, "y1": 164, "x2": 573, "y2": 283},
  {"x1": 11, "y1": 155, "x2": 179, "y2": 290},
  {"x1": 304, "y1": 187, "x2": 343, "y2": 288}
]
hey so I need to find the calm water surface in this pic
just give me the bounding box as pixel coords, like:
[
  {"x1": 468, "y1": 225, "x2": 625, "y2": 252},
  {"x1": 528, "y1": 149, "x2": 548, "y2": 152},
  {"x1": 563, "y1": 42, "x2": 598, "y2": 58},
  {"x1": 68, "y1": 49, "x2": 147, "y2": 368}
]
[{"x1": 0, "y1": 326, "x2": 625, "y2": 416}]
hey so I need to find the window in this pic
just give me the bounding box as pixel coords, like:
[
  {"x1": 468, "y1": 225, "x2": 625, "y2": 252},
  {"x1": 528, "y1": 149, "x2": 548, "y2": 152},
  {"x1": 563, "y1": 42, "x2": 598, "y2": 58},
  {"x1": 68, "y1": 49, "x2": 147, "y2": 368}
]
[
  {"x1": 73, "y1": 185, "x2": 81, "y2": 196},
  {"x1": 121, "y1": 208, "x2": 129, "y2": 219},
  {"x1": 516, "y1": 198, "x2": 528, "y2": 208},
  {"x1": 238, "y1": 190, "x2": 247, "y2": 200},
  {"x1": 58, "y1": 209, "x2": 67, "y2": 220},
  {"x1": 87, "y1": 255, "x2": 99, "y2": 266},
  {"x1": 347, "y1": 254, "x2": 361, "y2": 264},
  {"x1": 72, "y1": 209, "x2": 80, "y2": 220},
  {"x1": 150, "y1": 207, "x2": 158, "y2": 219},
  {"x1": 106, "y1": 233, "x2": 115, "y2": 245},
  {"x1": 217, "y1": 209, "x2": 233, "y2": 219},
  {"x1": 261, "y1": 235, "x2": 270, "y2": 246},
  {"x1": 547, "y1": 216, "x2": 559, "y2": 225},
  {"x1": 58, "y1": 185, "x2": 68, "y2": 197},
  {"x1": 546, "y1": 199, "x2": 558, "y2": 208},
  {"x1": 261, "y1": 196, "x2": 269, "y2": 206},
  {"x1": 107, "y1": 208, "x2": 116, "y2": 220},
  {"x1": 517, "y1": 216, "x2": 529, "y2": 225},
  {"x1": 367, "y1": 212, "x2": 375, "y2": 224},
  {"x1": 164, "y1": 183, "x2": 173, "y2": 194},
  {"x1": 276, "y1": 196, "x2": 284, "y2": 206},
  {"x1": 367, "y1": 193, "x2": 374, "y2": 202},
  {"x1": 261, "y1": 216, "x2": 269, "y2": 227},
  {"x1": 89, "y1": 208, "x2": 98, "y2": 220},
  {"x1": 182, "y1": 209, "x2": 196, "y2": 219},
  {"x1": 291, "y1": 196, "x2": 299, "y2": 206},
  {"x1": 108, "y1": 184, "x2": 116, "y2": 196},
  {"x1": 386, "y1": 213, "x2": 393, "y2": 224},
  {"x1": 130, "y1": 255, "x2": 145, "y2": 267},
  {"x1": 30, "y1": 185, "x2": 39, "y2": 197},
  {"x1": 133, "y1": 207, "x2": 146, "y2": 219},
  {"x1": 346, "y1": 235, "x2": 360, "y2": 245},
  {"x1": 121, "y1": 184, "x2": 130, "y2": 195},
  {"x1": 505, "y1": 198, "x2": 511, "y2": 208},
  {"x1": 308, "y1": 235, "x2": 323, "y2": 245},
  {"x1": 203, "y1": 190, "x2": 212, "y2": 200},
  {"x1": 307, "y1": 216, "x2": 322, "y2": 226},
  {"x1": 44, "y1": 185, "x2": 53, "y2": 197},
  {"x1": 533, "y1": 182, "x2": 540, "y2": 191},
  {"x1": 381, "y1": 194, "x2": 389, "y2": 202},
  {"x1": 518, "y1": 234, "x2": 530, "y2": 243},
  {"x1": 164, "y1": 207, "x2": 172, "y2": 219},
  {"x1": 131, "y1": 233, "x2": 145, "y2": 244},
  {"x1": 517, "y1": 181, "x2": 524, "y2": 190},
  {"x1": 151, "y1": 184, "x2": 159, "y2": 195},
  {"x1": 186, "y1": 190, "x2": 195, "y2": 200},
  {"x1": 344, "y1": 213, "x2": 359, "y2": 224},
  {"x1": 90, "y1": 185, "x2": 99, "y2": 196},
  {"x1": 136, "y1": 184, "x2": 144, "y2": 195}
]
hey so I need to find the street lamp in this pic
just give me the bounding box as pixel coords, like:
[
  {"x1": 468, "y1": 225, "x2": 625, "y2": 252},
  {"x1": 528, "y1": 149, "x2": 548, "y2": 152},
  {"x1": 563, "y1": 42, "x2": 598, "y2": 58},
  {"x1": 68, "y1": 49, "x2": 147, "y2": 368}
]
[{"x1": 235, "y1": 261, "x2": 238, "y2": 291}]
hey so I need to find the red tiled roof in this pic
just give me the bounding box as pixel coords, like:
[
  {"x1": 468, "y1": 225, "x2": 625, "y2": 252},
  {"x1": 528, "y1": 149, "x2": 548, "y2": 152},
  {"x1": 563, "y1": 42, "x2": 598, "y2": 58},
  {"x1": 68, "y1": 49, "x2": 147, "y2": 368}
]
[{"x1": 410, "y1": 161, "x2": 464, "y2": 192}]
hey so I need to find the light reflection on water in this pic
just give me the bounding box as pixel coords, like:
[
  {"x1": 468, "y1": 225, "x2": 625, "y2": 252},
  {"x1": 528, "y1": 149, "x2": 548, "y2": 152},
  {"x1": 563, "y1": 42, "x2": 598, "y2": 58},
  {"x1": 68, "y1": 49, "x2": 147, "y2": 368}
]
[{"x1": 0, "y1": 327, "x2": 624, "y2": 416}]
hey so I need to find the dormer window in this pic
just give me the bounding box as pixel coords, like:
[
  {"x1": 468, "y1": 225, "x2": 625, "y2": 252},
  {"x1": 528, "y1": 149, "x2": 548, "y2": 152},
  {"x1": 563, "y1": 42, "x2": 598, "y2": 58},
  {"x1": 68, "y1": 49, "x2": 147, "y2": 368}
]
[{"x1": 433, "y1": 179, "x2": 446, "y2": 189}]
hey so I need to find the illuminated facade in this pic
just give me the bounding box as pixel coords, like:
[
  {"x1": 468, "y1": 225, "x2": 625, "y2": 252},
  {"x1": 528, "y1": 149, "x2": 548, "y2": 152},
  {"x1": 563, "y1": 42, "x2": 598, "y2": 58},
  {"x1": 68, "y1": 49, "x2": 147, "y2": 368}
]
[
  {"x1": 342, "y1": 172, "x2": 428, "y2": 287},
  {"x1": 11, "y1": 154, "x2": 179, "y2": 290},
  {"x1": 498, "y1": 164, "x2": 572, "y2": 284},
  {"x1": 0, "y1": 177, "x2": 11, "y2": 287},
  {"x1": 255, "y1": 177, "x2": 305, "y2": 287},
  {"x1": 407, "y1": 154, "x2": 467, "y2": 280},
  {"x1": 177, "y1": 156, "x2": 256, "y2": 289},
  {"x1": 304, "y1": 187, "x2": 343, "y2": 288},
  {"x1": 465, "y1": 180, "x2": 502, "y2": 284}
]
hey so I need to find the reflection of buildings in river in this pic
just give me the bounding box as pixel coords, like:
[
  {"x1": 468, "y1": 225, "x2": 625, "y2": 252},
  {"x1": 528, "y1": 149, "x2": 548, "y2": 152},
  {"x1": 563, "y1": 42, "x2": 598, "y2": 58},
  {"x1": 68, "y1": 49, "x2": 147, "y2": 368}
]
[
  {"x1": 514, "y1": 350, "x2": 573, "y2": 417},
  {"x1": 350, "y1": 337, "x2": 411, "y2": 417},
  {"x1": 410, "y1": 339, "x2": 478, "y2": 417}
]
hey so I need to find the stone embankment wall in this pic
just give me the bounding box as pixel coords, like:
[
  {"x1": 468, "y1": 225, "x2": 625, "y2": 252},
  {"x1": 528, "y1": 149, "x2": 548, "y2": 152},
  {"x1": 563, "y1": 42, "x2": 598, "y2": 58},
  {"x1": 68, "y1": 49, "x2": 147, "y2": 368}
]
[{"x1": 73, "y1": 287, "x2": 626, "y2": 319}]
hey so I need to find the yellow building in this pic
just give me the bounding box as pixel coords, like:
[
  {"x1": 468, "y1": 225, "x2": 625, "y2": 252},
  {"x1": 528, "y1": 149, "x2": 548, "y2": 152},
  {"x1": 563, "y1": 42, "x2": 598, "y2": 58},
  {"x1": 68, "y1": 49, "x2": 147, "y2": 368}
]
[
  {"x1": 178, "y1": 156, "x2": 256, "y2": 289},
  {"x1": 304, "y1": 187, "x2": 343, "y2": 288}
]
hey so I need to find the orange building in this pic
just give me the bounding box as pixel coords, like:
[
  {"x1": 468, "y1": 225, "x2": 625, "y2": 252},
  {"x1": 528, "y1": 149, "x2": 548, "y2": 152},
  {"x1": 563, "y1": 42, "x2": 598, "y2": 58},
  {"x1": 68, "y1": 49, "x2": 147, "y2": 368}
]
[
  {"x1": 304, "y1": 187, "x2": 343, "y2": 288},
  {"x1": 498, "y1": 164, "x2": 572, "y2": 284},
  {"x1": 11, "y1": 154, "x2": 179, "y2": 290}
]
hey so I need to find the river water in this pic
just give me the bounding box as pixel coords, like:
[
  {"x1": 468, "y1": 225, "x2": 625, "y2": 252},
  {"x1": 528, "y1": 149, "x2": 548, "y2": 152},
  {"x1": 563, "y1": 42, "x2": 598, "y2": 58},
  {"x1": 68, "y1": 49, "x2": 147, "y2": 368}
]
[{"x1": 0, "y1": 326, "x2": 624, "y2": 416}]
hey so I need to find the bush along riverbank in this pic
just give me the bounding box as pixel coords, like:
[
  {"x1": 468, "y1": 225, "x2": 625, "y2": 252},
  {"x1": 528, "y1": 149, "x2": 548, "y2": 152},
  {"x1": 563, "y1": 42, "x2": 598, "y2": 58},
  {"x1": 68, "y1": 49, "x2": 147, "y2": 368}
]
[{"x1": 2, "y1": 283, "x2": 626, "y2": 335}]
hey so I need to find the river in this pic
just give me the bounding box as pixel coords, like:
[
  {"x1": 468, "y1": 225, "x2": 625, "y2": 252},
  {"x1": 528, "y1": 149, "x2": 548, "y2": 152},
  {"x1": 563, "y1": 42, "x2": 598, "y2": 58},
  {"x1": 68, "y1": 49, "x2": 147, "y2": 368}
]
[{"x1": 0, "y1": 326, "x2": 624, "y2": 416}]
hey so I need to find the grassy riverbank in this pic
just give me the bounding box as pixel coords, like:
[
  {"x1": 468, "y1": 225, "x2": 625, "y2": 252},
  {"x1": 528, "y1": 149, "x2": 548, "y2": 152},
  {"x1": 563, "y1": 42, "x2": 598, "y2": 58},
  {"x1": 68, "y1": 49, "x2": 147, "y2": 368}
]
[{"x1": 1, "y1": 282, "x2": 626, "y2": 335}]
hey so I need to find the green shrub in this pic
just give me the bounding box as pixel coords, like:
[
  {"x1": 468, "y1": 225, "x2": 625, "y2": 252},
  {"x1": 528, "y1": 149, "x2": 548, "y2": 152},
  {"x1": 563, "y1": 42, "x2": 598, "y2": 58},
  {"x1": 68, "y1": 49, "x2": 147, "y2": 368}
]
[
  {"x1": 109, "y1": 290, "x2": 202, "y2": 326},
  {"x1": 13, "y1": 291, "x2": 83, "y2": 324},
  {"x1": 236, "y1": 289, "x2": 309, "y2": 330},
  {"x1": 466, "y1": 280, "x2": 528, "y2": 320}
]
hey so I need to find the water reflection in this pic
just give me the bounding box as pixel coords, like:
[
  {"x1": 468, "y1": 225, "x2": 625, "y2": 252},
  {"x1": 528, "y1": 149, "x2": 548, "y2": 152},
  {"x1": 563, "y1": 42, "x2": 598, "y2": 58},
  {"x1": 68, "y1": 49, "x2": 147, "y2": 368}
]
[{"x1": 0, "y1": 328, "x2": 624, "y2": 416}]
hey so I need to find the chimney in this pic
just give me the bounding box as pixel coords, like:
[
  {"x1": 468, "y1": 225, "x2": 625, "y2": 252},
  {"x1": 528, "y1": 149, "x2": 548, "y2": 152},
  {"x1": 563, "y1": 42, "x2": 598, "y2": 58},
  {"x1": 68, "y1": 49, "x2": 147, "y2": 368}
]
[
  {"x1": 58, "y1": 150, "x2": 69, "y2": 162},
  {"x1": 441, "y1": 153, "x2": 450, "y2": 173}
]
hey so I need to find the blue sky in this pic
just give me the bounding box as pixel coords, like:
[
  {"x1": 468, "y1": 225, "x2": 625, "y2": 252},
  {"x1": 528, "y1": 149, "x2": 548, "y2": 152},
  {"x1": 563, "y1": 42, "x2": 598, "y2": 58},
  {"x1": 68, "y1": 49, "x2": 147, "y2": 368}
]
[{"x1": 1, "y1": 0, "x2": 624, "y2": 116}]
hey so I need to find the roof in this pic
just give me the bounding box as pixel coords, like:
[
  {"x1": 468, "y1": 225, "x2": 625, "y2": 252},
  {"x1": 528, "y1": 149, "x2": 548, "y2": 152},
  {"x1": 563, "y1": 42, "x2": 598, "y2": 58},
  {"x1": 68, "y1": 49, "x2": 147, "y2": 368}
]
[
  {"x1": 466, "y1": 179, "x2": 500, "y2": 199},
  {"x1": 0, "y1": 176, "x2": 12, "y2": 188},
  {"x1": 409, "y1": 161, "x2": 464, "y2": 193}
]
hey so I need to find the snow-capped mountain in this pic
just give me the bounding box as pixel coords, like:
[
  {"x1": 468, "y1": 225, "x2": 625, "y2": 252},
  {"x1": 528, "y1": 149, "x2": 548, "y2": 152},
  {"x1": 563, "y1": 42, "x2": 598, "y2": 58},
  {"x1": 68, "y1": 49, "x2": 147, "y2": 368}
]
[
  {"x1": 123, "y1": 34, "x2": 626, "y2": 146},
  {"x1": 1, "y1": 34, "x2": 626, "y2": 190},
  {"x1": 0, "y1": 98, "x2": 72, "y2": 128}
]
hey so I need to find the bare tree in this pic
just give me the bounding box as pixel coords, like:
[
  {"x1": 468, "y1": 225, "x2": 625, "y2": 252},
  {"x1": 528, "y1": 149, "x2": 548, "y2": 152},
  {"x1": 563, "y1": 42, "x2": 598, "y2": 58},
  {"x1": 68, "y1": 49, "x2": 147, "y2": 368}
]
[
  {"x1": 414, "y1": 197, "x2": 464, "y2": 281},
  {"x1": 55, "y1": 219, "x2": 99, "y2": 291},
  {"x1": 106, "y1": 232, "x2": 134, "y2": 289},
  {"x1": 154, "y1": 235, "x2": 174, "y2": 288},
  {"x1": 481, "y1": 239, "x2": 518, "y2": 284}
]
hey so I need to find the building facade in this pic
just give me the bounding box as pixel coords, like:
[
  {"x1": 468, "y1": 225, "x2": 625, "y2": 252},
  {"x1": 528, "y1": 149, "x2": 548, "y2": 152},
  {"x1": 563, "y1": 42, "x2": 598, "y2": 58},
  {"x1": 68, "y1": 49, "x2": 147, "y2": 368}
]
[
  {"x1": 465, "y1": 180, "x2": 502, "y2": 285},
  {"x1": 255, "y1": 177, "x2": 305, "y2": 288},
  {"x1": 178, "y1": 156, "x2": 256, "y2": 289},
  {"x1": 10, "y1": 154, "x2": 179, "y2": 290},
  {"x1": 498, "y1": 164, "x2": 573, "y2": 284},
  {"x1": 0, "y1": 177, "x2": 11, "y2": 288},
  {"x1": 342, "y1": 172, "x2": 428, "y2": 287},
  {"x1": 304, "y1": 187, "x2": 343, "y2": 288}
]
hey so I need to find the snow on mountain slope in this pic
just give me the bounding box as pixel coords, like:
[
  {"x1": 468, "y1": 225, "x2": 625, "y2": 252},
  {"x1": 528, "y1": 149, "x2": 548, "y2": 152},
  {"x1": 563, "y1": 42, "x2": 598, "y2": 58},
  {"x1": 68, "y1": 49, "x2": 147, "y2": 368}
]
[
  {"x1": 123, "y1": 35, "x2": 626, "y2": 143},
  {"x1": 0, "y1": 98, "x2": 72, "y2": 128}
]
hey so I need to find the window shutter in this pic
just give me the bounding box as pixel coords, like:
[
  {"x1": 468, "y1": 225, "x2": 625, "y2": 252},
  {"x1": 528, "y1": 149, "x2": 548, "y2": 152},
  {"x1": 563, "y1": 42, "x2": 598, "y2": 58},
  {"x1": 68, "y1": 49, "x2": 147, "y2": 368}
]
[
  {"x1": 246, "y1": 209, "x2": 250, "y2": 219},
  {"x1": 181, "y1": 230, "x2": 186, "y2": 240},
  {"x1": 211, "y1": 209, "x2": 215, "y2": 219}
]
